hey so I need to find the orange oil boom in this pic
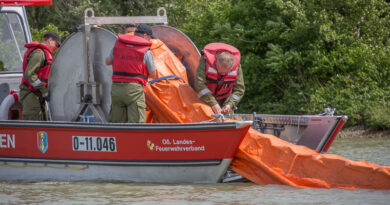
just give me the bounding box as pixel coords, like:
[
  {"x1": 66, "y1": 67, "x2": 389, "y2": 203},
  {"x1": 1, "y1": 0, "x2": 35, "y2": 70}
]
[{"x1": 144, "y1": 35, "x2": 390, "y2": 190}]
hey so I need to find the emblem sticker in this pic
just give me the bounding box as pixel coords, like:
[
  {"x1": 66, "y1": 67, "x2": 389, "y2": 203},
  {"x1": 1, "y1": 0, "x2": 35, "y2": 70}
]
[
  {"x1": 37, "y1": 131, "x2": 48, "y2": 153},
  {"x1": 147, "y1": 140, "x2": 155, "y2": 151}
]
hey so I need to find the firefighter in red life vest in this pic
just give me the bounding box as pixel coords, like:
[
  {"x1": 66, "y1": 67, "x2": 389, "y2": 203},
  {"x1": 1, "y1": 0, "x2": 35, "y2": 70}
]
[
  {"x1": 19, "y1": 32, "x2": 61, "y2": 120},
  {"x1": 105, "y1": 24, "x2": 156, "y2": 123},
  {"x1": 195, "y1": 43, "x2": 245, "y2": 114}
]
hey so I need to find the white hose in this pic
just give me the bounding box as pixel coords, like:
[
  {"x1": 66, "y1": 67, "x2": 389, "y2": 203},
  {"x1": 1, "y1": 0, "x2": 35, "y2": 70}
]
[{"x1": 0, "y1": 94, "x2": 16, "y2": 120}]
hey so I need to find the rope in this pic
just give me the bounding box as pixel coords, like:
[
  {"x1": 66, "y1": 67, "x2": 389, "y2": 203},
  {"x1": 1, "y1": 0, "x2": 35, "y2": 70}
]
[
  {"x1": 0, "y1": 162, "x2": 88, "y2": 170},
  {"x1": 147, "y1": 75, "x2": 184, "y2": 85},
  {"x1": 200, "y1": 118, "x2": 216, "y2": 123}
]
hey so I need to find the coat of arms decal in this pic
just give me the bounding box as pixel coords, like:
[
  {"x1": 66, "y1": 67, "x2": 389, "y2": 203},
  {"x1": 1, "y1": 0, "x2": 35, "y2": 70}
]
[{"x1": 37, "y1": 131, "x2": 48, "y2": 153}]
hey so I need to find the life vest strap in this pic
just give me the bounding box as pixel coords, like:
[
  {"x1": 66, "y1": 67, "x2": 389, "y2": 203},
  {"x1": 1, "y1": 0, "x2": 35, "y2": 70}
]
[
  {"x1": 39, "y1": 78, "x2": 48, "y2": 83},
  {"x1": 27, "y1": 48, "x2": 51, "y2": 66},
  {"x1": 113, "y1": 72, "x2": 147, "y2": 80},
  {"x1": 206, "y1": 77, "x2": 235, "y2": 85}
]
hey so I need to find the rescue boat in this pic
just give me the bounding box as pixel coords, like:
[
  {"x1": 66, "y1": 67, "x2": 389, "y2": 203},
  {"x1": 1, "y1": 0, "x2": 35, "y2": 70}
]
[
  {"x1": 0, "y1": 2, "x2": 343, "y2": 183},
  {"x1": 0, "y1": 2, "x2": 254, "y2": 183},
  {"x1": 0, "y1": 120, "x2": 250, "y2": 183},
  {"x1": 4, "y1": 2, "x2": 390, "y2": 190}
]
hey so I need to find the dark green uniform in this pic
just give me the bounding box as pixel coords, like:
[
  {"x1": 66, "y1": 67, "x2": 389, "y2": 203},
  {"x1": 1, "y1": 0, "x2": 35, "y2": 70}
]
[
  {"x1": 19, "y1": 49, "x2": 48, "y2": 120},
  {"x1": 195, "y1": 56, "x2": 245, "y2": 110},
  {"x1": 109, "y1": 82, "x2": 146, "y2": 123},
  {"x1": 107, "y1": 48, "x2": 155, "y2": 123}
]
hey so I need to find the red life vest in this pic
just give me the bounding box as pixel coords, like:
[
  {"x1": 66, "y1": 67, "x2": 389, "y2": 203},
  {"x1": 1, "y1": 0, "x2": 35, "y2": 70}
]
[
  {"x1": 112, "y1": 34, "x2": 152, "y2": 86},
  {"x1": 202, "y1": 42, "x2": 241, "y2": 100},
  {"x1": 21, "y1": 41, "x2": 53, "y2": 92}
]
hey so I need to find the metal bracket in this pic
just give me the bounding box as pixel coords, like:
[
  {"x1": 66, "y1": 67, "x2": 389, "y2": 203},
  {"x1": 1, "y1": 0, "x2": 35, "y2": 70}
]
[
  {"x1": 211, "y1": 114, "x2": 226, "y2": 123},
  {"x1": 72, "y1": 82, "x2": 106, "y2": 122},
  {"x1": 319, "y1": 108, "x2": 336, "y2": 116},
  {"x1": 84, "y1": 7, "x2": 168, "y2": 26},
  {"x1": 76, "y1": 82, "x2": 100, "y2": 104},
  {"x1": 71, "y1": 7, "x2": 169, "y2": 123},
  {"x1": 252, "y1": 112, "x2": 264, "y2": 133}
]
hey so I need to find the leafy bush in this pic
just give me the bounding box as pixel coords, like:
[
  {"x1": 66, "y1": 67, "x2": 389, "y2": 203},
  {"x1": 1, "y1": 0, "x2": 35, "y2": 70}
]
[
  {"x1": 31, "y1": 24, "x2": 69, "y2": 43},
  {"x1": 182, "y1": 0, "x2": 390, "y2": 129},
  {"x1": 26, "y1": 0, "x2": 390, "y2": 130},
  {"x1": 365, "y1": 100, "x2": 390, "y2": 130}
]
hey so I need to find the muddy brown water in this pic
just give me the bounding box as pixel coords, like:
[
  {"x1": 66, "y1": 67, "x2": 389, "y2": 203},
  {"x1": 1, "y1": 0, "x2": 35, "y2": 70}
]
[{"x1": 1, "y1": 137, "x2": 389, "y2": 204}]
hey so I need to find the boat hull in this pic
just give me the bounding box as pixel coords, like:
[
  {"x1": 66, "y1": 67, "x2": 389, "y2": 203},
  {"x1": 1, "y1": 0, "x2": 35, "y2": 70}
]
[
  {"x1": 0, "y1": 158, "x2": 232, "y2": 183},
  {"x1": 0, "y1": 121, "x2": 250, "y2": 183},
  {"x1": 233, "y1": 113, "x2": 347, "y2": 152}
]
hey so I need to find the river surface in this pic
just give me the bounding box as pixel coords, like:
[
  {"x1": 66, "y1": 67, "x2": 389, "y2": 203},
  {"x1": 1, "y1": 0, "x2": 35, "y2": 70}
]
[{"x1": 0, "y1": 138, "x2": 389, "y2": 204}]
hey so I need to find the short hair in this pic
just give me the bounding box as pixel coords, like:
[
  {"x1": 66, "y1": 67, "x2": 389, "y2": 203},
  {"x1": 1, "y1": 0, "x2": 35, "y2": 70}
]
[
  {"x1": 135, "y1": 24, "x2": 153, "y2": 37},
  {"x1": 216, "y1": 52, "x2": 235, "y2": 70},
  {"x1": 125, "y1": 24, "x2": 136, "y2": 28},
  {"x1": 43, "y1": 32, "x2": 61, "y2": 46}
]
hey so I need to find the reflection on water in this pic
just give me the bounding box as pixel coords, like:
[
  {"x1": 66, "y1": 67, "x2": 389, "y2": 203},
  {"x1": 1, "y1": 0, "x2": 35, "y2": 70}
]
[
  {"x1": 1, "y1": 182, "x2": 389, "y2": 204},
  {"x1": 327, "y1": 137, "x2": 390, "y2": 166},
  {"x1": 0, "y1": 138, "x2": 389, "y2": 204}
]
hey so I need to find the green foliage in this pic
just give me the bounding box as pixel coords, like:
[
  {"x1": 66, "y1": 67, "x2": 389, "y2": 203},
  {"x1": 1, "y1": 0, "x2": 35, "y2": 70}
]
[
  {"x1": 31, "y1": 24, "x2": 69, "y2": 42},
  {"x1": 194, "y1": 0, "x2": 390, "y2": 130},
  {"x1": 365, "y1": 100, "x2": 390, "y2": 130},
  {"x1": 25, "y1": 0, "x2": 390, "y2": 130}
]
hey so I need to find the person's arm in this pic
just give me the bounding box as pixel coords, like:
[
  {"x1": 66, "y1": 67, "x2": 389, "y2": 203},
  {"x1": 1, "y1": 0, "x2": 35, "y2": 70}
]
[
  {"x1": 105, "y1": 57, "x2": 112, "y2": 65},
  {"x1": 105, "y1": 48, "x2": 113, "y2": 65},
  {"x1": 144, "y1": 50, "x2": 156, "y2": 79},
  {"x1": 195, "y1": 56, "x2": 219, "y2": 111},
  {"x1": 223, "y1": 65, "x2": 245, "y2": 111},
  {"x1": 24, "y1": 50, "x2": 47, "y2": 95}
]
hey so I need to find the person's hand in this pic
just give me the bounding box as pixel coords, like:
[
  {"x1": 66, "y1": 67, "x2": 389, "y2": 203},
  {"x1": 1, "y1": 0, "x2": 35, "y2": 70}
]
[
  {"x1": 42, "y1": 91, "x2": 49, "y2": 102},
  {"x1": 211, "y1": 104, "x2": 222, "y2": 114},
  {"x1": 221, "y1": 104, "x2": 231, "y2": 114}
]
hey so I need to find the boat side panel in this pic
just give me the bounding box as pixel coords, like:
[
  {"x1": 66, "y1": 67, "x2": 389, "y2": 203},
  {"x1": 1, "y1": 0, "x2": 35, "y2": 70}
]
[
  {"x1": 295, "y1": 117, "x2": 338, "y2": 149},
  {"x1": 0, "y1": 125, "x2": 248, "y2": 160},
  {"x1": 0, "y1": 159, "x2": 232, "y2": 183}
]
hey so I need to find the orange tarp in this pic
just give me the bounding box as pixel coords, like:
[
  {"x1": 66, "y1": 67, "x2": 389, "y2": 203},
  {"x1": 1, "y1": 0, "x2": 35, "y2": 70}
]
[
  {"x1": 145, "y1": 39, "x2": 214, "y2": 123},
  {"x1": 145, "y1": 38, "x2": 390, "y2": 189},
  {"x1": 231, "y1": 128, "x2": 390, "y2": 189}
]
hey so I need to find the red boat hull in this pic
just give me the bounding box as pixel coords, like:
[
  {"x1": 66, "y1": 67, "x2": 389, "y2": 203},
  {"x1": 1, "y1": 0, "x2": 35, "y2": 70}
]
[{"x1": 0, "y1": 121, "x2": 250, "y2": 183}]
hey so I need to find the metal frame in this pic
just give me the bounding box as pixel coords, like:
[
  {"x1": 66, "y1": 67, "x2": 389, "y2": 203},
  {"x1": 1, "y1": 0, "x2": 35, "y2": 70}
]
[
  {"x1": 0, "y1": 120, "x2": 252, "y2": 130},
  {"x1": 83, "y1": 7, "x2": 168, "y2": 26},
  {"x1": 72, "y1": 7, "x2": 168, "y2": 122},
  {"x1": 233, "y1": 112, "x2": 348, "y2": 153}
]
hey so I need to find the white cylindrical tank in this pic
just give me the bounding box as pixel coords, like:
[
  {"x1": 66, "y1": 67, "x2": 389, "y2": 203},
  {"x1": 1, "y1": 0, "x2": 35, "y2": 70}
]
[{"x1": 48, "y1": 27, "x2": 116, "y2": 121}]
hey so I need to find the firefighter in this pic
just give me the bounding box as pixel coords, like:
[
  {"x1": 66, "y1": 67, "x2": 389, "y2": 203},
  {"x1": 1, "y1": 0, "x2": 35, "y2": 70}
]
[
  {"x1": 105, "y1": 24, "x2": 156, "y2": 123},
  {"x1": 124, "y1": 23, "x2": 136, "y2": 34},
  {"x1": 195, "y1": 42, "x2": 245, "y2": 114},
  {"x1": 19, "y1": 32, "x2": 61, "y2": 120}
]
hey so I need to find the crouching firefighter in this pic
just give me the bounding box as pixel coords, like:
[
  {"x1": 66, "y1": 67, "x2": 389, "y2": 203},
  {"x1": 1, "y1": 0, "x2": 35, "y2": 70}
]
[
  {"x1": 19, "y1": 32, "x2": 61, "y2": 120},
  {"x1": 195, "y1": 42, "x2": 245, "y2": 115}
]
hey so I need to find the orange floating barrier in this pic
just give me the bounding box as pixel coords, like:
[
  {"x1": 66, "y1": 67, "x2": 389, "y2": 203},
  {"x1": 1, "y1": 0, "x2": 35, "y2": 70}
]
[
  {"x1": 231, "y1": 128, "x2": 390, "y2": 189},
  {"x1": 145, "y1": 37, "x2": 390, "y2": 190},
  {"x1": 145, "y1": 39, "x2": 214, "y2": 123}
]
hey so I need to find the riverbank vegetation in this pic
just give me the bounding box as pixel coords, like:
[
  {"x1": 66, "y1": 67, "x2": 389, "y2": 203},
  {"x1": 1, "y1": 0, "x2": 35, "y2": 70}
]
[{"x1": 27, "y1": 0, "x2": 390, "y2": 130}]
